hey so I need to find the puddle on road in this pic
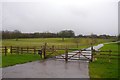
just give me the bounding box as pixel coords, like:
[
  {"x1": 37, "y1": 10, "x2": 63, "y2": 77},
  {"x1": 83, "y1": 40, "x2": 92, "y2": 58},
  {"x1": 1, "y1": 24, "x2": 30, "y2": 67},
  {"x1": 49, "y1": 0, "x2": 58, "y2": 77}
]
[{"x1": 39, "y1": 59, "x2": 88, "y2": 68}]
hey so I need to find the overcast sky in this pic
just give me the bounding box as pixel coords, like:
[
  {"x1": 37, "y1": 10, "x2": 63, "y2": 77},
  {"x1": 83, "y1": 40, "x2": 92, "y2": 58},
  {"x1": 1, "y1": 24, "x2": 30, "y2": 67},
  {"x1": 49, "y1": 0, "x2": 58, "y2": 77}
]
[{"x1": 1, "y1": 0, "x2": 119, "y2": 36}]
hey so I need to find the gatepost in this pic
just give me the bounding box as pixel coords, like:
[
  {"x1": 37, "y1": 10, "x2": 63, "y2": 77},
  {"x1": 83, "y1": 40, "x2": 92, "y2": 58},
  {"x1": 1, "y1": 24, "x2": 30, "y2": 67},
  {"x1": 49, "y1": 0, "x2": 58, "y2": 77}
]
[{"x1": 65, "y1": 47, "x2": 68, "y2": 62}]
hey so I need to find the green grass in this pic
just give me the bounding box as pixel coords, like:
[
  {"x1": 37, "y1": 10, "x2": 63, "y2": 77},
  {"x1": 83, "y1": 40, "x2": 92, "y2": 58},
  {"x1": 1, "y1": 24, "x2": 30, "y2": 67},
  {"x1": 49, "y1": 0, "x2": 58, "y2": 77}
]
[
  {"x1": 101, "y1": 43, "x2": 119, "y2": 51},
  {"x1": 2, "y1": 38, "x2": 114, "y2": 47},
  {"x1": 89, "y1": 42, "x2": 119, "y2": 79},
  {"x1": 2, "y1": 54, "x2": 41, "y2": 67}
]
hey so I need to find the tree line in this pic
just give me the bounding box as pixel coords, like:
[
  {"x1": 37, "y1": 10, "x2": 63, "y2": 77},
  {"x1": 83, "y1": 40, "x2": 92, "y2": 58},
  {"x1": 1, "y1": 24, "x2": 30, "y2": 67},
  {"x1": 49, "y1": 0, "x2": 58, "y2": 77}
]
[{"x1": 1, "y1": 30, "x2": 117, "y2": 40}]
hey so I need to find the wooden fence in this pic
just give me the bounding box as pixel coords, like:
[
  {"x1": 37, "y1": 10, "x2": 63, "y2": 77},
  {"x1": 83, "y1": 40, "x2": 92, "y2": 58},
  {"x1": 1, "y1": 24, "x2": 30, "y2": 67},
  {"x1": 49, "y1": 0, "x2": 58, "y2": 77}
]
[
  {"x1": 1, "y1": 43, "x2": 119, "y2": 62},
  {"x1": 1, "y1": 43, "x2": 89, "y2": 56},
  {"x1": 91, "y1": 50, "x2": 119, "y2": 62},
  {"x1": 1, "y1": 43, "x2": 69, "y2": 57},
  {"x1": 1, "y1": 46, "x2": 42, "y2": 55}
]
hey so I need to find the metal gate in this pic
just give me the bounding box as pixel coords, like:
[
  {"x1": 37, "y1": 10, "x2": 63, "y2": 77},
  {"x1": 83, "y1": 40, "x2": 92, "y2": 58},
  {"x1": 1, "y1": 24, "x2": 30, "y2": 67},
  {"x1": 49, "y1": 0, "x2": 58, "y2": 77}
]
[{"x1": 55, "y1": 49, "x2": 92, "y2": 62}]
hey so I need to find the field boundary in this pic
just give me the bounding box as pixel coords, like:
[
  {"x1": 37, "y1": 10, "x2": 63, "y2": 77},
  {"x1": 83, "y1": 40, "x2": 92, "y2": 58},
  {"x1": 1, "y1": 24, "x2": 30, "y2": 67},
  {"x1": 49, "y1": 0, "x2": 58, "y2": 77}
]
[{"x1": 1, "y1": 43, "x2": 119, "y2": 63}]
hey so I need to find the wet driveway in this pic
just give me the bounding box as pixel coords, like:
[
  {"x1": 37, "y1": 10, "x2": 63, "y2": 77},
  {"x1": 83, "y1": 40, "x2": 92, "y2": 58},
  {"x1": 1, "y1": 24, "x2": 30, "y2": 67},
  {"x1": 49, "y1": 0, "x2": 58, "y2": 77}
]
[{"x1": 2, "y1": 59, "x2": 89, "y2": 78}]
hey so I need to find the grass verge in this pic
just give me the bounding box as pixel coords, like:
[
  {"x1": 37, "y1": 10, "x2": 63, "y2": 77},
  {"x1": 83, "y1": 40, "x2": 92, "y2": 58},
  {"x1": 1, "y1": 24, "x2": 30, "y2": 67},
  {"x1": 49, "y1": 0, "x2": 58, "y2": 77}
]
[
  {"x1": 89, "y1": 42, "x2": 119, "y2": 79},
  {"x1": 2, "y1": 54, "x2": 41, "y2": 67},
  {"x1": 2, "y1": 50, "x2": 71, "y2": 67}
]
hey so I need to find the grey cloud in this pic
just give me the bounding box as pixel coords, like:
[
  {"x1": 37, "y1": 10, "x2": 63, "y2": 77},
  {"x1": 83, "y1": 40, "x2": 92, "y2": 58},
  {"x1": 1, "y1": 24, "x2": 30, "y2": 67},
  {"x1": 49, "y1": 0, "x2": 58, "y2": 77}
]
[{"x1": 2, "y1": 0, "x2": 119, "y2": 36}]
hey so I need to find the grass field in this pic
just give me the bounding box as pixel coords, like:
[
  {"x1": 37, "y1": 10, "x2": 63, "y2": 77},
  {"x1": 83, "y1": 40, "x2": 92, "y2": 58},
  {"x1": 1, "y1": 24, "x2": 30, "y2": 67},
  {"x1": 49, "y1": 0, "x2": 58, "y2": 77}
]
[
  {"x1": 2, "y1": 38, "x2": 114, "y2": 47},
  {"x1": 89, "y1": 42, "x2": 119, "y2": 79}
]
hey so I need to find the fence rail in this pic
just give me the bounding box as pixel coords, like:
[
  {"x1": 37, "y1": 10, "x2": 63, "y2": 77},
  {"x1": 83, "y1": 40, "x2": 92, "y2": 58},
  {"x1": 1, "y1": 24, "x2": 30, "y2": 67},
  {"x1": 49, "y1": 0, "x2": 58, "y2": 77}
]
[{"x1": 1, "y1": 46, "x2": 43, "y2": 55}]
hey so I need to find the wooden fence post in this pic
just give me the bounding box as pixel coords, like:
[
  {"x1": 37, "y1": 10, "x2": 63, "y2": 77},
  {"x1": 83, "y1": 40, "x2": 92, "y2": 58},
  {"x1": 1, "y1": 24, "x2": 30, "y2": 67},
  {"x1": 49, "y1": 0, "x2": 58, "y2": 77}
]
[
  {"x1": 21, "y1": 47, "x2": 23, "y2": 54},
  {"x1": 52, "y1": 45, "x2": 54, "y2": 54},
  {"x1": 10, "y1": 46, "x2": 12, "y2": 54},
  {"x1": 65, "y1": 48, "x2": 68, "y2": 62},
  {"x1": 34, "y1": 47, "x2": 36, "y2": 55},
  {"x1": 78, "y1": 51, "x2": 81, "y2": 59},
  {"x1": 43, "y1": 43, "x2": 47, "y2": 59},
  {"x1": 91, "y1": 45, "x2": 94, "y2": 62},
  {"x1": 5, "y1": 46, "x2": 7, "y2": 56}
]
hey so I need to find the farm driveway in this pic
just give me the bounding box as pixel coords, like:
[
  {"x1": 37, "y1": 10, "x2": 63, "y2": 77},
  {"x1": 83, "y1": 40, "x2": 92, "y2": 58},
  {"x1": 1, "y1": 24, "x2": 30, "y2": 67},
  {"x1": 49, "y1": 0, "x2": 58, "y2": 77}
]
[{"x1": 2, "y1": 59, "x2": 89, "y2": 78}]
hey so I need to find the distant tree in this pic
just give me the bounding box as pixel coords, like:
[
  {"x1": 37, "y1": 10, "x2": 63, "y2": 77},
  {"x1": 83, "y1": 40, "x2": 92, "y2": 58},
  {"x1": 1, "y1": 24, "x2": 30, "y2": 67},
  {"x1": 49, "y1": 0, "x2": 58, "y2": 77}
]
[
  {"x1": 2, "y1": 30, "x2": 11, "y2": 39},
  {"x1": 34, "y1": 32, "x2": 40, "y2": 38},
  {"x1": 58, "y1": 30, "x2": 75, "y2": 41},
  {"x1": 99, "y1": 34, "x2": 110, "y2": 39},
  {"x1": 91, "y1": 34, "x2": 98, "y2": 38},
  {"x1": 90, "y1": 33, "x2": 98, "y2": 45},
  {"x1": 58, "y1": 31, "x2": 65, "y2": 41},
  {"x1": 77, "y1": 34, "x2": 83, "y2": 38},
  {"x1": 13, "y1": 30, "x2": 21, "y2": 41}
]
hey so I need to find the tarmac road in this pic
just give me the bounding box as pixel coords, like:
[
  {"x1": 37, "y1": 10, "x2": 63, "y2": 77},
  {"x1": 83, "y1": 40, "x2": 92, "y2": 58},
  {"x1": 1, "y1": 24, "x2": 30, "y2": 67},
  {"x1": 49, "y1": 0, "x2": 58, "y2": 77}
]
[{"x1": 2, "y1": 59, "x2": 89, "y2": 78}]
